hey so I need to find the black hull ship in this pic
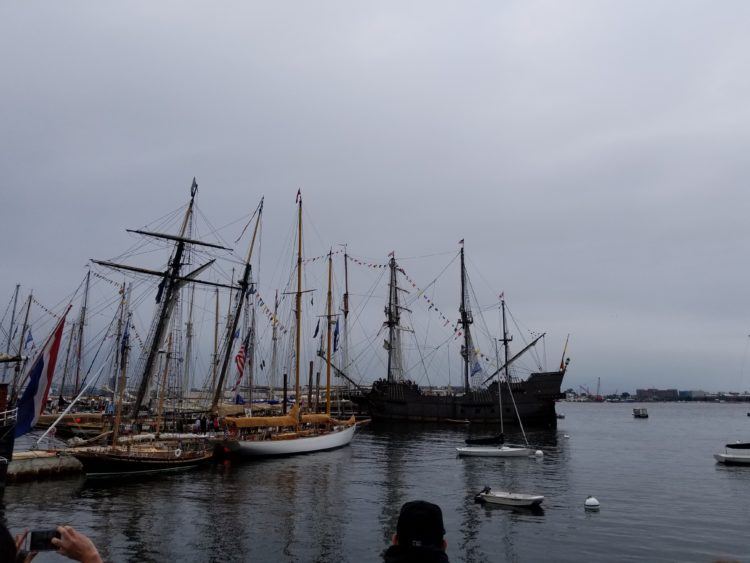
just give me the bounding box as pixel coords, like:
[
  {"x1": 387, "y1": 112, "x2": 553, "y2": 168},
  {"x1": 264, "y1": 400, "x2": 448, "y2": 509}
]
[
  {"x1": 360, "y1": 372, "x2": 565, "y2": 426},
  {"x1": 350, "y1": 244, "x2": 568, "y2": 428},
  {"x1": 70, "y1": 444, "x2": 213, "y2": 478}
]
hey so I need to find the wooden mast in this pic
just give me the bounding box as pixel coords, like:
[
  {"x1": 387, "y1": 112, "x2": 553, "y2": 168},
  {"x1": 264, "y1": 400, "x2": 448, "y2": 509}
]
[
  {"x1": 341, "y1": 247, "x2": 349, "y2": 378},
  {"x1": 111, "y1": 286, "x2": 132, "y2": 445},
  {"x1": 294, "y1": 191, "x2": 303, "y2": 413},
  {"x1": 211, "y1": 288, "x2": 220, "y2": 391},
  {"x1": 247, "y1": 291, "x2": 257, "y2": 406},
  {"x1": 269, "y1": 290, "x2": 279, "y2": 400},
  {"x1": 183, "y1": 284, "x2": 196, "y2": 399},
  {"x1": 386, "y1": 255, "x2": 398, "y2": 382},
  {"x1": 155, "y1": 333, "x2": 173, "y2": 436},
  {"x1": 2, "y1": 284, "x2": 20, "y2": 383},
  {"x1": 210, "y1": 198, "x2": 263, "y2": 412},
  {"x1": 459, "y1": 243, "x2": 472, "y2": 394},
  {"x1": 130, "y1": 179, "x2": 198, "y2": 417},
  {"x1": 11, "y1": 291, "x2": 33, "y2": 402},
  {"x1": 111, "y1": 282, "x2": 127, "y2": 405},
  {"x1": 58, "y1": 321, "x2": 76, "y2": 399},
  {"x1": 74, "y1": 269, "x2": 91, "y2": 395},
  {"x1": 325, "y1": 249, "x2": 333, "y2": 415}
]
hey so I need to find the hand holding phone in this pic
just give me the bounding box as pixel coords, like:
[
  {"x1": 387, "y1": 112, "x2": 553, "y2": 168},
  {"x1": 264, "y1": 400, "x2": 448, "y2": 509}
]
[{"x1": 28, "y1": 529, "x2": 61, "y2": 551}]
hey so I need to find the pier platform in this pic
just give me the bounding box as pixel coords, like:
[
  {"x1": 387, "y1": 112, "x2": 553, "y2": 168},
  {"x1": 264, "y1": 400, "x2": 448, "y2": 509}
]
[{"x1": 7, "y1": 450, "x2": 82, "y2": 482}]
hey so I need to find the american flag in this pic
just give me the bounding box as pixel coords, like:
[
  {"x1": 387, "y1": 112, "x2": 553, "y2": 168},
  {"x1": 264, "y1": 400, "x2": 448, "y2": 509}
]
[{"x1": 232, "y1": 344, "x2": 246, "y2": 392}]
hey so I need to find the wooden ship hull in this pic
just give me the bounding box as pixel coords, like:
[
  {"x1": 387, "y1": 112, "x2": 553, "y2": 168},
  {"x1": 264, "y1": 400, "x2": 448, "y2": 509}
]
[
  {"x1": 357, "y1": 371, "x2": 565, "y2": 426},
  {"x1": 68, "y1": 444, "x2": 213, "y2": 478}
]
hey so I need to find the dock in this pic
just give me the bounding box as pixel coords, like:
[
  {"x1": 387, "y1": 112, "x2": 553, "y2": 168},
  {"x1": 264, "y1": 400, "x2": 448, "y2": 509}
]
[{"x1": 7, "y1": 450, "x2": 82, "y2": 483}]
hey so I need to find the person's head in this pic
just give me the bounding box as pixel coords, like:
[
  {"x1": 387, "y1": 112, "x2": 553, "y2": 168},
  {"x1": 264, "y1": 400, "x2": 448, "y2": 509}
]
[{"x1": 392, "y1": 500, "x2": 447, "y2": 551}]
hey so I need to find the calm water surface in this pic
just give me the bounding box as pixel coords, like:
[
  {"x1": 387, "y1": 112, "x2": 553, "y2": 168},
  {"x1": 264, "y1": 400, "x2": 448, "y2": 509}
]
[{"x1": 3, "y1": 402, "x2": 750, "y2": 562}]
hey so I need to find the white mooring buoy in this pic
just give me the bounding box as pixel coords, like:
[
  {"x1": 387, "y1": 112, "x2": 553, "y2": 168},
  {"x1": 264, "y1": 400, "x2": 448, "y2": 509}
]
[
  {"x1": 535, "y1": 450, "x2": 544, "y2": 456},
  {"x1": 584, "y1": 496, "x2": 600, "y2": 510}
]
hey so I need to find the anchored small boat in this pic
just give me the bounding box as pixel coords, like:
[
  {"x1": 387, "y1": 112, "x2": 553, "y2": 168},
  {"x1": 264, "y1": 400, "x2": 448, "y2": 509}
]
[
  {"x1": 633, "y1": 408, "x2": 648, "y2": 419},
  {"x1": 475, "y1": 486, "x2": 544, "y2": 507},
  {"x1": 457, "y1": 444, "x2": 533, "y2": 457},
  {"x1": 714, "y1": 442, "x2": 750, "y2": 465}
]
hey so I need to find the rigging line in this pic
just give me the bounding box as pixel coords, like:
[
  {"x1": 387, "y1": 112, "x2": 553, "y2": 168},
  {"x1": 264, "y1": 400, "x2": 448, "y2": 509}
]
[
  {"x1": 394, "y1": 249, "x2": 458, "y2": 261},
  {"x1": 410, "y1": 326, "x2": 432, "y2": 388},
  {"x1": 505, "y1": 303, "x2": 543, "y2": 369},
  {"x1": 465, "y1": 254, "x2": 503, "y2": 301},
  {"x1": 0, "y1": 290, "x2": 15, "y2": 334},
  {"x1": 402, "y1": 252, "x2": 460, "y2": 308}
]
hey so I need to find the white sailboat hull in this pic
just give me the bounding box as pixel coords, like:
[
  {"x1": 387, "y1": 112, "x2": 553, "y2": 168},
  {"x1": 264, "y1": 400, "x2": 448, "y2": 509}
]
[
  {"x1": 456, "y1": 445, "x2": 532, "y2": 457},
  {"x1": 478, "y1": 491, "x2": 544, "y2": 507},
  {"x1": 227, "y1": 424, "x2": 356, "y2": 457}
]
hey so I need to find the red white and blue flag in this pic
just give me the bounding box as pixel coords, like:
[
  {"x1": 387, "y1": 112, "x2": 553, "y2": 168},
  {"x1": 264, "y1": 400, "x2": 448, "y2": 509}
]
[
  {"x1": 231, "y1": 344, "x2": 246, "y2": 392},
  {"x1": 15, "y1": 309, "x2": 69, "y2": 438}
]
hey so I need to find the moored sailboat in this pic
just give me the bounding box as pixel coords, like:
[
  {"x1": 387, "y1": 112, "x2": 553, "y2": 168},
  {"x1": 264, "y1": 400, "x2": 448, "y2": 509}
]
[
  {"x1": 66, "y1": 180, "x2": 216, "y2": 477},
  {"x1": 220, "y1": 192, "x2": 357, "y2": 457}
]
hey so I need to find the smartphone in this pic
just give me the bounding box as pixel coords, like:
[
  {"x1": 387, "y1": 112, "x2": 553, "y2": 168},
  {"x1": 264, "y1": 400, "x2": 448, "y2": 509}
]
[{"x1": 28, "y1": 529, "x2": 61, "y2": 551}]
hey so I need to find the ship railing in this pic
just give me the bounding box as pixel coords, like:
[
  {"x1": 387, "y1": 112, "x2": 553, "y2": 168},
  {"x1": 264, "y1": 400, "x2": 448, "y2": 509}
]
[{"x1": 0, "y1": 408, "x2": 18, "y2": 425}]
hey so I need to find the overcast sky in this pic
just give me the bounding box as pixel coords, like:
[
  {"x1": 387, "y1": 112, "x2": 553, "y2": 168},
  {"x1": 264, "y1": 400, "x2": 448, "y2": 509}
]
[{"x1": 3, "y1": 1, "x2": 750, "y2": 393}]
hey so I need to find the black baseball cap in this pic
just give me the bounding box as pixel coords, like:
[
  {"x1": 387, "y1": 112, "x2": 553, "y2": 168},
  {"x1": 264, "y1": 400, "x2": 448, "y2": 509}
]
[{"x1": 396, "y1": 500, "x2": 445, "y2": 548}]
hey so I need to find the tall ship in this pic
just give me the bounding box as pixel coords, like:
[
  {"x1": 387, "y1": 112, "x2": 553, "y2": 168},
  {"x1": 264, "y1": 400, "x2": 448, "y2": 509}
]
[{"x1": 355, "y1": 244, "x2": 568, "y2": 427}]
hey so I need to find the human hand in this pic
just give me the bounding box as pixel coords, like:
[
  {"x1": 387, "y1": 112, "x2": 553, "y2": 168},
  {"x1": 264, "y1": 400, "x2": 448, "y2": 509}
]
[
  {"x1": 51, "y1": 526, "x2": 102, "y2": 563},
  {"x1": 13, "y1": 530, "x2": 37, "y2": 562}
]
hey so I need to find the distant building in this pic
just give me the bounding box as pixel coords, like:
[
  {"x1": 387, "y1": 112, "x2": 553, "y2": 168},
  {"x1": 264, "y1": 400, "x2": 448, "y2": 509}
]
[
  {"x1": 636, "y1": 388, "x2": 679, "y2": 401},
  {"x1": 678, "y1": 390, "x2": 707, "y2": 401}
]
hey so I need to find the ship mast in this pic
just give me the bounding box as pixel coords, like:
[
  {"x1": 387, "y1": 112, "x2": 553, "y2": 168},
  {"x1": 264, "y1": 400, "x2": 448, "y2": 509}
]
[
  {"x1": 210, "y1": 198, "x2": 263, "y2": 412},
  {"x1": 94, "y1": 178, "x2": 235, "y2": 418},
  {"x1": 183, "y1": 284, "x2": 196, "y2": 400},
  {"x1": 58, "y1": 321, "x2": 75, "y2": 399},
  {"x1": 501, "y1": 296, "x2": 512, "y2": 383},
  {"x1": 325, "y1": 249, "x2": 333, "y2": 415},
  {"x1": 11, "y1": 291, "x2": 33, "y2": 403},
  {"x1": 459, "y1": 243, "x2": 473, "y2": 394},
  {"x1": 247, "y1": 290, "x2": 257, "y2": 405},
  {"x1": 74, "y1": 269, "x2": 91, "y2": 395},
  {"x1": 341, "y1": 246, "x2": 350, "y2": 377},
  {"x1": 111, "y1": 286, "x2": 132, "y2": 445},
  {"x1": 294, "y1": 191, "x2": 303, "y2": 413},
  {"x1": 211, "y1": 288, "x2": 220, "y2": 391},
  {"x1": 385, "y1": 254, "x2": 405, "y2": 382},
  {"x1": 2, "y1": 284, "x2": 20, "y2": 383},
  {"x1": 269, "y1": 290, "x2": 279, "y2": 401},
  {"x1": 155, "y1": 333, "x2": 173, "y2": 436}
]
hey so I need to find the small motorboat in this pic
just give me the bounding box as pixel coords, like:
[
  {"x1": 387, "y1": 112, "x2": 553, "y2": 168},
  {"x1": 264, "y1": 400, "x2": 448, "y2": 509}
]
[
  {"x1": 556, "y1": 413, "x2": 565, "y2": 419},
  {"x1": 457, "y1": 445, "x2": 533, "y2": 457},
  {"x1": 475, "y1": 486, "x2": 544, "y2": 507},
  {"x1": 714, "y1": 442, "x2": 750, "y2": 465},
  {"x1": 633, "y1": 408, "x2": 649, "y2": 418}
]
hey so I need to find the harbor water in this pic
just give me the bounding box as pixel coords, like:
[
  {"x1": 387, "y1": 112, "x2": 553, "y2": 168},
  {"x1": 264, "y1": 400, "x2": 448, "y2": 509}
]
[{"x1": 3, "y1": 402, "x2": 750, "y2": 562}]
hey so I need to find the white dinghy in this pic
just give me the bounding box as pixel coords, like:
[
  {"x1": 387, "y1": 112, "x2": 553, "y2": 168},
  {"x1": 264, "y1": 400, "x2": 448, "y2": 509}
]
[
  {"x1": 714, "y1": 442, "x2": 750, "y2": 465},
  {"x1": 457, "y1": 444, "x2": 533, "y2": 457},
  {"x1": 475, "y1": 486, "x2": 544, "y2": 507}
]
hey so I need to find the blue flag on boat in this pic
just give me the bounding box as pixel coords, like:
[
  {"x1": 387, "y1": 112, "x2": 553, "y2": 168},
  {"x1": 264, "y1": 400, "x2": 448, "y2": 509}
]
[
  {"x1": 333, "y1": 318, "x2": 340, "y2": 353},
  {"x1": 15, "y1": 311, "x2": 68, "y2": 438}
]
